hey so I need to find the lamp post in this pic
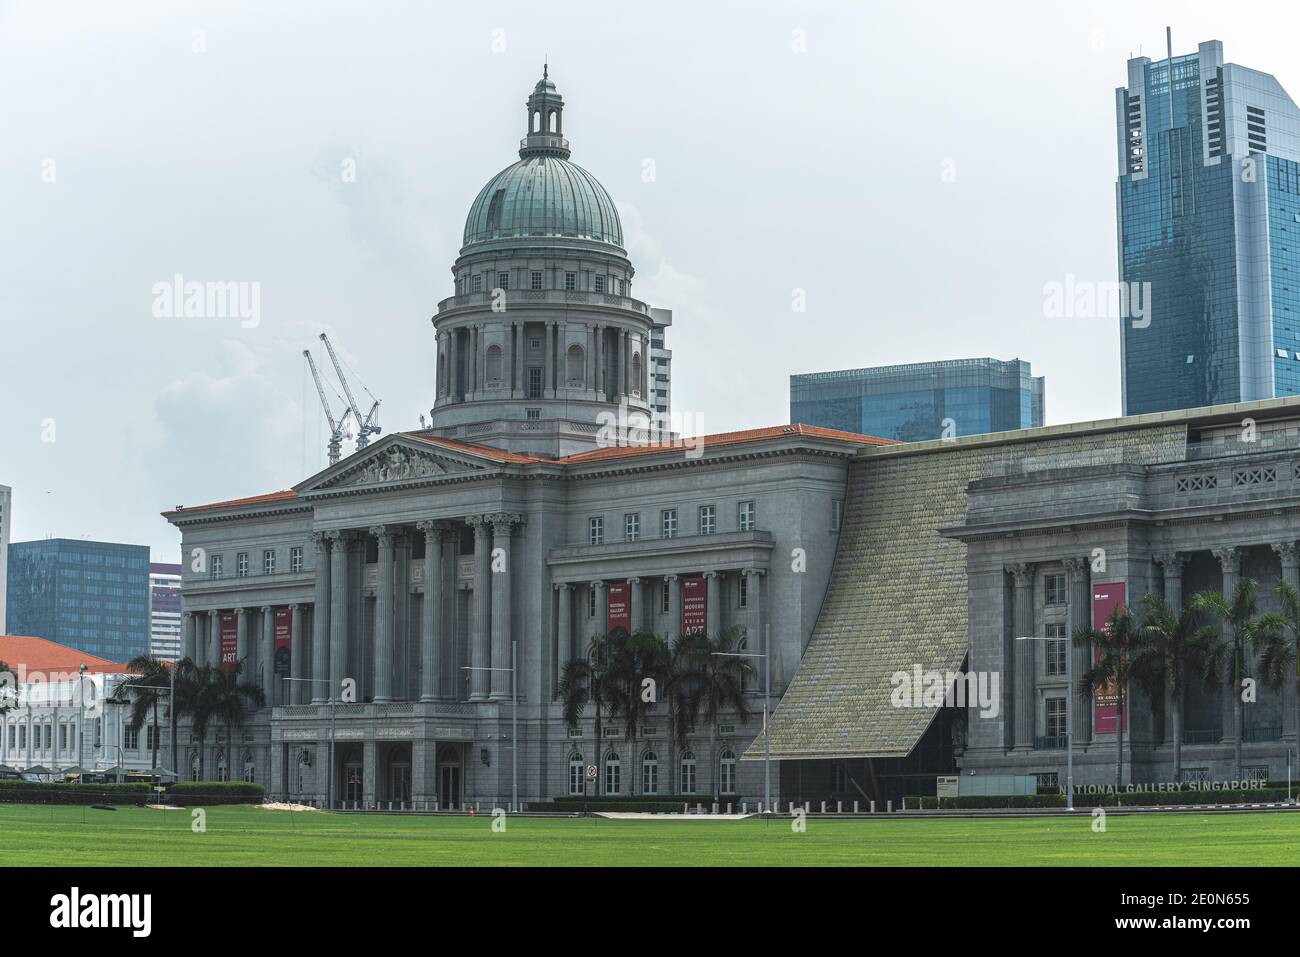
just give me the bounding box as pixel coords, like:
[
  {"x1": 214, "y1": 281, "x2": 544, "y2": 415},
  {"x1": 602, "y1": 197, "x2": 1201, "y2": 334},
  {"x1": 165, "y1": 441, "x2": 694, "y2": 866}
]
[
  {"x1": 76, "y1": 664, "x2": 87, "y2": 769},
  {"x1": 280, "y1": 676, "x2": 336, "y2": 808},
  {"x1": 462, "y1": 639, "x2": 519, "y2": 812},
  {"x1": 711, "y1": 622, "x2": 772, "y2": 814},
  {"x1": 1016, "y1": 609, "x2": 1075, "y2": 811}
]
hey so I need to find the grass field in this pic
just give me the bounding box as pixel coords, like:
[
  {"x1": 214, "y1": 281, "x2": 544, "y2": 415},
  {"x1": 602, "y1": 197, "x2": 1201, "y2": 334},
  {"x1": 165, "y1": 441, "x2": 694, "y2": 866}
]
[{"x1": 3, "y1": 804, "x2": 1300, "y2": 866}]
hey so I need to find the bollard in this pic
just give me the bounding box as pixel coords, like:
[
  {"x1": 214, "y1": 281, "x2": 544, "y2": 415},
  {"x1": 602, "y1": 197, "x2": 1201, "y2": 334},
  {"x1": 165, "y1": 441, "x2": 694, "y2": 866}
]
[
  {"x1": 712, "y1": 802, "x2": 719, "y2": 815},
  {"x1": 887, "y1": 800, "x2": 893, "y2": 813},
  {"x1": 683, "y1": 803, "x2": 689, "y2": 814},
  {"x1": 820, "y1": 801, "x2": 826, "y2": 814},
  {"x1": 726, "y1": 803, "x2": 732, "y2": 815},
  {"x1": 837, "y1": 801, "x2": 843, "y2": 814},
  {"x1": 697, "y1": 802, "x2": 704, "y2": 814},
  {"x1": 870, "y1": 800, "x2": 876, "y2": 814},
  {"x1": 853, "y1": 800, "x2": 859, "y2": 814},
  {"x1": 788, "y1": 801, "x2": 795, "y2": 814}
]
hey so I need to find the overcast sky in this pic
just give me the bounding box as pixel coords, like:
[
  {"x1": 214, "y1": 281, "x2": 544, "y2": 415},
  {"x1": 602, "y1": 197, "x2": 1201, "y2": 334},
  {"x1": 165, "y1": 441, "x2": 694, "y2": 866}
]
[{"x1": 4, "y1": 0, "x2": 1298, "y2": 557}]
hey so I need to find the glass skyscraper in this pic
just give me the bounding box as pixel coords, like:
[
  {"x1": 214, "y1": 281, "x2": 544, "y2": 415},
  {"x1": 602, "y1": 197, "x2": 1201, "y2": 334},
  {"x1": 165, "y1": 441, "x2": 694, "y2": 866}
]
[
  {"x1": 790, "y1": 358, "x2": 1045, "y2": 442},
  {"x1": 1117, "y1": 39, "x2": 1300, "y2": 415},
  {"x1": 5, "y1": 539, "x2": 150, "y2": 662}
]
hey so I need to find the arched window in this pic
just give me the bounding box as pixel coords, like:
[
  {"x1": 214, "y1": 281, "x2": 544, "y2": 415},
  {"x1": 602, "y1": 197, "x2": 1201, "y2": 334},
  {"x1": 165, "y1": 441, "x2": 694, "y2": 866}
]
[
  {"x1": 680, "y1": 750, "x2": 697, "y2": 794},
  {"x1": 216, "y1": 748, "x2": 228, "y2": 782},
  {"x1": 191, "y1": 753, "x2": 201, "y2": 782},
  {"x1": 641, "y1": 750, "x2": 659, "y2": 794},
  {"x1": 719, "y1": 749, "x2": 737, "y2": 795},
  {"x1": 242, "y1": 749, "x2": 256, "y2": 783},
  {"x1": 532, "y1": 110, "x2": 541, "y2": 133},
  {"x1": 605, "y1": 750, "x2": 621, "y2": 795},
  {"x1": 566, "y1": 344, "x2": 586, "y2": 387},
  {"x1": 568, "y1": 752, "x2": 584, "y2": 796},
  {"x1": 437, "y1": 352, "x2": 447, "y2": 394},
  {"x1": 486, "y1": 345, "x2": 503, "y2": 385},
  {"x1": 631, "y1": 352, "x2": 642, "y2": 397},
  {"x1": 549, "y1": 109, "x2": 558, "y2": 133}
]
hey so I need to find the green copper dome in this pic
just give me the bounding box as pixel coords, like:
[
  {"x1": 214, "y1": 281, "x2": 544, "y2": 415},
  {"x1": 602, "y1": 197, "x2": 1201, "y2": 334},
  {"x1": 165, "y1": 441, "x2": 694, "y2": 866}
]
[{"x1": 462, "y1": 156, "x2": 623, "y2": 249}]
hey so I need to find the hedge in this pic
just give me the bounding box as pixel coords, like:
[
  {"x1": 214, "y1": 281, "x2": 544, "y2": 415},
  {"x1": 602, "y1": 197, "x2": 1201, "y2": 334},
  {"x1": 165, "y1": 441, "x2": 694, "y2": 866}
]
[
  {"x1": 538, "y1": 796, "x2": 734, "y2": 813},
  {"x1": 906, "y1": 787, "x2": 1293, "y2": 810},
  {"x1": 0, "y1": 780, "x2": 151, "y2": 805},
  {"x1": 170, "y1": 781, "x2": 266, "y2": 805}
]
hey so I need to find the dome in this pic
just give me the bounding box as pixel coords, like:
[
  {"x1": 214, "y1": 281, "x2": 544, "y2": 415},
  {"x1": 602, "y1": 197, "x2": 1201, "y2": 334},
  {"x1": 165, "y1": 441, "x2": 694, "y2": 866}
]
[{"x1": 462, "y1": 156, "x2": 623, "y2": 249}]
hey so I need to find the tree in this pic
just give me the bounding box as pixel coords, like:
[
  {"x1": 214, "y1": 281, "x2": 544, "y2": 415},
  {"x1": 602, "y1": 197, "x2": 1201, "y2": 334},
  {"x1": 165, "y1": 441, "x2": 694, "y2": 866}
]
[
  {"x1": 1191, "y1": 578, "x2": 1270, "y2": 780},
  {"x1": 1248, "y1": 579, "x2": 1300, "y2": 776},
  {"x1": 0, "y1": 660, "x2": 15, "y2": 717},
  {"x1": 1075, "y1": 604, "x2": 1142, "y2": 788},
  {"x1": 173, "y1": 659, "x2": 214, "y2": 780},
  {"x1": 603, "y1": 630, "x2": 669, "y2": 796},
  {"x1": 558, "y1": 632, "x2": 616, "y2": 798},
  {"x1": 207, "y1": 661, "x2": 266, "y2": 781},
  {"x1": 111, "y1": 655, "x2": 171, "y2": 770},
  {"x1": 678, "y1": 627, "x2": 752, "y2": 803},
  {"x1": 1132, "y1": 593, "x2": 1219, "y2": 784}
]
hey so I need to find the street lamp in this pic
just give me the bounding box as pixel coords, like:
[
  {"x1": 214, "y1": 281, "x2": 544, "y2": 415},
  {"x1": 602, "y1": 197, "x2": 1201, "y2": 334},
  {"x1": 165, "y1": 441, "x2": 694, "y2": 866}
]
[
  {"x1": 463, "y1": 639, "x2": 519, "y2": 812},
  {"x1": 711, "y1": 623, "x2": 772, "y2": 814},
  {"x1": 280, "y1": 676, "x2": 336, "y2": 808},
  {"x1": 76, "y1": 664, "x2": 87, "y2": 769}
]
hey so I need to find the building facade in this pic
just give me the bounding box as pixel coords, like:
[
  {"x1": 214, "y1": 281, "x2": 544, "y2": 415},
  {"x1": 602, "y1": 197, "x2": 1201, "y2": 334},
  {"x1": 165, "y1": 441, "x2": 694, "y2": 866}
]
[
  {"x1": 149, "y1": 562, "x2": 182, "y2": 662},
  {"x1": 790, "y1": 358, "x2": 1044, "y2": 442},
  {"x1": 165, "y1": 71, "x2": 881, "y2": 807},
  {"x1": 6, "y1": 539, "x2": 150, "y2": 663},
  {"x1": 0, "y1": 635, "x2": 160, "y2": 776},
  {"x1": 1117, "y1": 39, "x2": 1300, "y2": 415},
  {"x1": 0, "y1": 485, "x2": 10, "y2": 636}
]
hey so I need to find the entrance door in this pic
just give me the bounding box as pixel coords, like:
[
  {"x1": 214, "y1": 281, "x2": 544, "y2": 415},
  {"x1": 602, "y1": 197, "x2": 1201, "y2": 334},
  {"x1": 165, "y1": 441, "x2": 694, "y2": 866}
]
[
  {"x1": 391, "y1": 763, "x2": 412, "y2": 804},
  {"x1": 440, "y1": 765, "x2": 460, "y2": 809},
  {"x1": 344, "y1": 764, "x2": 363, "y2": 804}
]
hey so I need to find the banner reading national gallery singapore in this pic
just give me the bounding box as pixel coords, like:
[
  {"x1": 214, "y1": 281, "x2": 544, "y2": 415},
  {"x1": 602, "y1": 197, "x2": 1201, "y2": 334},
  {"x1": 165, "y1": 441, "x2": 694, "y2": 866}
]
[
  {"x1": 274, "y1": 606, "x2": 292, "y2": 678},
  {"x1": 1091, "y1": 581, "x2": 1128, "y2": 735},
  {"x1": 606, "y1": 583, "x2": 630, "y2": 635}
]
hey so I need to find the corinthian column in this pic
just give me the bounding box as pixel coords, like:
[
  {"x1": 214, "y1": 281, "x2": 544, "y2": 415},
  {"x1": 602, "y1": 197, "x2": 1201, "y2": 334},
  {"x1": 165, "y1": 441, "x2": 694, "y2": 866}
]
[
  {"x1": 665, "y1": 575, "x2": 681, "y2": 644},
  {"x1": 1213, "y1": 546, "x2": 1242, "y2": 746},
  {"x1": 1153, "y1": 552, "x2": 1187, "y2": 746},
  {"x1": 328, "y1": 530, "x2": 351, "y2": 702},
  {"x1": 468, "y1": 516, "x2": 491, "y2": 700},
  {"x1": 1008, "y1": 562, "x2": 1035, "y2": 750},
  {"x1": 489, "y1": 514, "x2": 518, "y2": 700},
  {"x1": 417, "y1": 521, "x2": 444, "y2": 702},
  {"x1": 704, "y1": 571, "x2": 721, "y2": 637},
  {"x1": 371, "y1": 525, "x2": 396, "y2": 703},
  {"x1": 236, "y1": 608, "x2": 249, "y2": 669},
  {"x1": 1274, "y1": 541, "x2": 1300, "y2": 746},
  {"x1": 182, "y1": 612, "x2": 196, "y2": 662},
  {"x1": 311, "y1": 531, "x2": 331, "y2": 704},
  {"x1": 209, "y1": 611, "x2": 220, "y2": 669},
  {"x1": 1063, "y1": 557, "x2": 1091, "y2": 746},
  {"x1": 290, "y1": 603, "x2": 305, "y2": 705},
  {"x1": 260, "y1": 606, "x2": 275, "y2": 707}
]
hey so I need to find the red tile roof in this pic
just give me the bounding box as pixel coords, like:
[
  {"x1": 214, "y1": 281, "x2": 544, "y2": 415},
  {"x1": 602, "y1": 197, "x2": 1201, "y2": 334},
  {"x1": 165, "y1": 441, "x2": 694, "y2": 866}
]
[
  {"x1": 167, "y1": 424, "x2": 894, "y2": 516},
  {"x1": 0, "y1": 635, "x2": 130, "y2": 675},
  {"x1": 559, "y1": 423, "x2": 897, "y2": 464}
]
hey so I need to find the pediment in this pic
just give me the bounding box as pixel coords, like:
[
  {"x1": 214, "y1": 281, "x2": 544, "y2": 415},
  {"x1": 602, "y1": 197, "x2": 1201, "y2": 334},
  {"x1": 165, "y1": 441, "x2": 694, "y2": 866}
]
[{"x1": 297, "y1": 437, "x2": 488, "y2": 493}]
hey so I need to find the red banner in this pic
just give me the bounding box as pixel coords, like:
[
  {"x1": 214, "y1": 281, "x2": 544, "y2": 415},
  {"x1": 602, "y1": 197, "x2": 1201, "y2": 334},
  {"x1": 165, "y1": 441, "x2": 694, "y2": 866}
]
[
  {"x1": 606, "y1": 583, "x2": 631, "y2": 635},
  {"x1": 1091, "y1": 582, "x2": 1128, "y2": 735},
  {"x1": 681, "y1": 576, "x2": 707, "y2": 636},
  {"x1": 274, "y1": 606, "x2": 292, "y2": 678},
  {"x1": 219, "y1": 611, "x2": 238, "y2": 671}
]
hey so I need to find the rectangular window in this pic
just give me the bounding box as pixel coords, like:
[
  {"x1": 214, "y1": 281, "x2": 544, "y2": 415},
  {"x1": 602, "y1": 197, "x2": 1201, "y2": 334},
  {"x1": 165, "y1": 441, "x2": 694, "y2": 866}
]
[
  {"x1": 263, "y1": 549, "x2": 276, "y2": 575},
  {"x1": 1045, "y1": 698, "x2": 1067, "y2": 738},
  {"x1": 662, "y1": 583, "x2": 671, "y2": 613},
  {"x1": 124, "y1": 726, "x2": 139, "y2": 750},
  {"x1": 1045, "y1": 623, "x2": 1067, "y2": 676},
  {"x1": 1044, "y1": 573, "x2": 1066, "y2": 605},
  {"x1": 698, "y1": 505, "x2": 716, "y2": 535},
  {"x1": 211, "y1": 554, "x2": 223, "y2": 579},
  {"x1": 236, "y1": 552, "x2": 249, "y2": 578},
  {"x1": 618, "y1": 279, "x2": 626, "y2": 296},
  {"x1": 526, "y1": 408, "x2": 541, "y2": 420},
  {"x1": 661, "y1": 508, "x2": 677, "y2": 539},
  {"x1": 588, "y1": 588, "x2": 597, "y2": 618},
  {"x1": 594, "y1": 275, "x2": 606, "y2": 293},
  {"x1": 832, "y1": 499, "x2": 844, "y2": 531},
  {"x1": 738, "y1": 500, "x2": 755, "y2": 531},
  {"x1": 94, "y1": 718, "x2": 102, "y2": 748},
  {"x1": 147, "y1": 725, "x2": 160, "y2": 752},
  {"x1": 564, "y1": 272, "x2": 576, "y2": 290},
  {"x1": 471, "y1": 274, "x2": 483, "y2": 292},
  {"x1": 531, "y1": 271, "x2": 543, "y2": 290},
  {"x1": 496, "y1": 271, "x2": 509, "y2": 290},
  {"x1": 624, "y1": 513, "x2": 640, "y2": 542},
  {"x1": 59, "y1": 725, "x2": 67, "y2": 752},
  {"x1": 290, "y1": 546, "x2": 304, "y2": 573},
  {"x1": 588, "y1": 517, "x2": 603, "y2": 546},
  {"x1": 739, "y1": 574, "x2": 748, "y2": 608},
  {"x1": 528, "y1": 367, "x2": 543, "y2": 399}
]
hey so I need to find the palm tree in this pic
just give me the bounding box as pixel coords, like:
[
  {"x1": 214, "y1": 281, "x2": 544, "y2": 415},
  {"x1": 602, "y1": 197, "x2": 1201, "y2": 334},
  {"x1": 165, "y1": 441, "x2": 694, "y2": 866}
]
[
  {"x1": 1132, "y1": 593, "x2": 1219, "y2": 784},
  {"x1": 0, "y1": 660, "x2": 15, "y2": 717},
  {"x1": 558, "y1": 632, "x2": 616, "y2": 797},
  {"x1": 111, "y1": 655, "x2": 171, "y2": 769},
  {"x1": 207, "y1": 661, "x2": 265, "y2": 781},
  {"x1": 603, "y1": 630, "x2": 667, "y2": 796},
  {"x1": 679, "y1": 627, "x2": 752, "y2": 803},
  {"x1": 1075, "y1": 604, "x2": 1143, "y2": 788},
  {"x1": 1192, "y1": 578, "x2": 1270, "y2": 780},
  {"x1": 1248, "y1": 579, "x2": 1300, "y2": 777},
  {"x1": 173, "y1": 660, "x2": 215, "y2": 780}
]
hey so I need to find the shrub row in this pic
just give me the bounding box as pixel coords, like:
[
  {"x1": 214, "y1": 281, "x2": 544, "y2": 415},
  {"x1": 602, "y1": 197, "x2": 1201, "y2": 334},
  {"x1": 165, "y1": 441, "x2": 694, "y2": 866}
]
[
  {"x1": 170, "y1": 781, "x2": 266, "y2": 805},
  {"x1": 0, "y1": 780, "x2": 152, "y2": 805},
  {"x1": 539, "y1": 796, "x2": 728, "y2": 813}
]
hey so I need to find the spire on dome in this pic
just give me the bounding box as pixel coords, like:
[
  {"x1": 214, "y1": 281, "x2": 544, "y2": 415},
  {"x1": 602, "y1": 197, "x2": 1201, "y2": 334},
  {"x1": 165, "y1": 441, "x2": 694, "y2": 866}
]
[{"x1": 521, "y1": 67, "x2": 569, "y2": 159}]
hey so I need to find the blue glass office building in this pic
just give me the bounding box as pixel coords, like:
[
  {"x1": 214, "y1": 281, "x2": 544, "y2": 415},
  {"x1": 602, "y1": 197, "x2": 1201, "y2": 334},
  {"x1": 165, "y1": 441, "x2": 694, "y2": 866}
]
[
  {"x1": 1117, "y1": 40, "x2": 1300, "y2": 415},
  {"x1": 790, "y1": 358, "x2": 1045, "y2": 442},
  {"x1": 5, "y1": 539, "x2": 150, "y2": 662}
]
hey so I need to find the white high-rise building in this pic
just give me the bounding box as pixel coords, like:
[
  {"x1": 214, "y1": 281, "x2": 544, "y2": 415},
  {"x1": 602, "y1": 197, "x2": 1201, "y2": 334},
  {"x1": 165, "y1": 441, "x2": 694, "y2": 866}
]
[{"x1": 148, "y1": 562, "x2": 183, "y2": 662}]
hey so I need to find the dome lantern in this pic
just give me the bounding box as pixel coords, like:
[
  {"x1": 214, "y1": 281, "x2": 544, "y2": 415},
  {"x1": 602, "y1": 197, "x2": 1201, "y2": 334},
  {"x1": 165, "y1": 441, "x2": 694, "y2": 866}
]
[{"x1": 520, "y1": 63, "x2": 571, "y2": 160}]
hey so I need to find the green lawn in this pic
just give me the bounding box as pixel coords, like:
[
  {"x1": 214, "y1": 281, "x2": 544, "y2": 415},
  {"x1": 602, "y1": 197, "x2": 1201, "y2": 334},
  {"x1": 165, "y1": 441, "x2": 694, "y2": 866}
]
[{"x1": 2, "y1": 803, "x2": 1297, "y2": 866}]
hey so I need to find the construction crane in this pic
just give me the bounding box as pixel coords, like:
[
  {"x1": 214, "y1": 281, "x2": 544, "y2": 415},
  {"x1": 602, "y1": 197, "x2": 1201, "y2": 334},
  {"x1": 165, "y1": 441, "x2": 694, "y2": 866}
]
[
  {"x1": 303, "y1": 348, "x2": 351, "y2": 465},
  {"x1": 319, "y1": 332, "x2": 382, "y2": 451}
]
